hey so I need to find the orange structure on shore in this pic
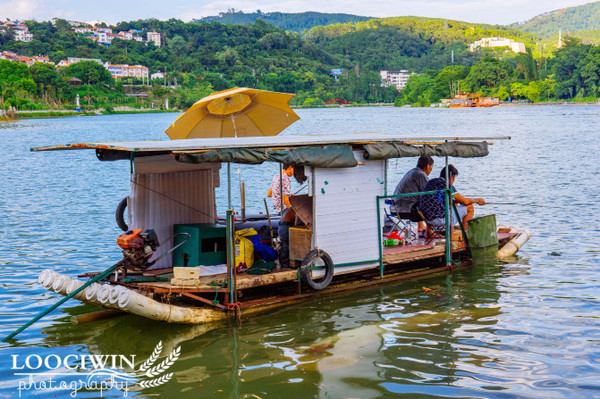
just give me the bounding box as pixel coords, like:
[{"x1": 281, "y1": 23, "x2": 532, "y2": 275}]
[{"x1": 443, "y1": 92, "x2": 499, "y2": 108}]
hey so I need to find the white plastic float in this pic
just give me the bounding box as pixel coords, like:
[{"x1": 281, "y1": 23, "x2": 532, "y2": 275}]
[
  {"x1": 497, "y1": 228, "x2": 531, "y2": 258},
  {"x1": 38, "y1": 270, "x2": 224, "y2": 324}
]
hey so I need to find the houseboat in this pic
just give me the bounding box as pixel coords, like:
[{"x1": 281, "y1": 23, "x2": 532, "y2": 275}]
[{"x1": 27, "y1": 134, "x2": 529, "y2": 325}]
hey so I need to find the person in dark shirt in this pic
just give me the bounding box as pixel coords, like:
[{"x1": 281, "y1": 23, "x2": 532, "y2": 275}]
[
  {"x1": 419, "y1": 164, "x2": 486, "y2": 232},
  {"x1": 392, "y1": 156, "x2": 434, "y2": 234}
]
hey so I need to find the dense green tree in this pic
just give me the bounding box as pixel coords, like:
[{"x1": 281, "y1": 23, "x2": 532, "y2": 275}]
[
  {"x1": 464, "y1": 59, "x2": 509, "y2": 94},
  {"x1": 430, "y1": 65, "x2": 470, "y2": 101},
  {"x1": 61, "y1": 61, "x2": 113, "y2": 85},
  {"x1": 398, "y1": 73, "x2": 436, "y2": 106},
  {"x1": 552, "y1": 38, "x2": 590, "y2": 98}
]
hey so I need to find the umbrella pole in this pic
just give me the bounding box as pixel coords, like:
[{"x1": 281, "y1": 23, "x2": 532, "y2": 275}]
[
  {"x1": 228, "y1": 163, "x2": 232, "y2": 210},
  {"x1": 226, "y1": 162, "x2": 237, "y2": 304}
]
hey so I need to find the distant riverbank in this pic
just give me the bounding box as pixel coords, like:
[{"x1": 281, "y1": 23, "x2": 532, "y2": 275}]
[{"x1": 4, "y1": 108, "x2": 179, "y2": 121}]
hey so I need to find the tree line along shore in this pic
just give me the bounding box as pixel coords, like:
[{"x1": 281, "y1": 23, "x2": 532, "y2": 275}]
[{"x1": 2, "y1": 17, "x2": 600, "y2": 115}]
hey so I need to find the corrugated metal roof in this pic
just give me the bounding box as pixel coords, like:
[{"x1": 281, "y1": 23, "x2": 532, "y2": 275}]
[{"x1": 31, "y1": 133, "x2": 510, "y2": 153}]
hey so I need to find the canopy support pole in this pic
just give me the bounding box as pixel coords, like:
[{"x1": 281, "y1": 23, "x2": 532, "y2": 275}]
[
  {"x1": 279, "y1": 163, "x2": 283, "y2": 217},
  {"x1": 226, "y1": 208, "x2": 236, "y2": 305},
  {"x1": 444, "y1": 150, "x2": 452, "y2": 268},
  {"x1": 227, "y1": 163, "x2": 232, "y2": 210}
]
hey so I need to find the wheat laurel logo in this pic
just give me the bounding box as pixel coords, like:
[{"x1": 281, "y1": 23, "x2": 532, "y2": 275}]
[{"x1": 137, "y1": 341, "x2": 181, "y2": 388}]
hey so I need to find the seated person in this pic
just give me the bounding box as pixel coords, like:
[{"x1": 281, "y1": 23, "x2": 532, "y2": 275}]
[
  {"x1": 418, "y1": 164, "x2": 485, "y2": 233},
  {"x1": 392, "y1": 156, "x2": 434, "y2": 234}
]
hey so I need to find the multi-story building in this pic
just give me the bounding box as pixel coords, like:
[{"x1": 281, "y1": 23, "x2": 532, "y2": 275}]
[
  {"x1": 31, "y1": 55, "x2": 52, "y2": 64},
  {"x1": 97, "y1": 32, "x2": 111, "y2": 44},
  {"x1": 469, "y1": 37, "x2": 526, "y2": 54},
  {"x1": 95, "y1": 27, "x2": 112, "y2": 34},
  {"x1": 67, "y1": 57, "x2": 103, "y2": 65},
  {"x1": 69, "y1": 23, "x2": 159, "y2": 46},
  {"x1": 380, "y1": 70, "x2": 412, "y2": 90},
  {"x1": 147, "y1": 31, "x2": 161, "y2": 47},
  {"x1": 106, "y1": 64, "x2": 125, "y2": 78},
  {"x1": 126, "y1": 65, "x2": 149, "y2": 78},
  {"x1": 73, "y1": 26, "x2": 92, "y2": 34},
  {"x1": 0, "y1": 21, "x2": 33, "y2": 42},
  {"x1": 0, "y1": 51, "x2": 52, "y2": 66},
  {"x1": 105, "y1": 64, "x2": 149, "y2": 79}
]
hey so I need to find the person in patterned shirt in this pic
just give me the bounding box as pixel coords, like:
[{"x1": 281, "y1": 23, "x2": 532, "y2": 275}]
[
  {"x1": 268, "y1": 164, "x2": 294, "y2": 213},
  {"x1": 419, "y1": 164, "x2": 486, "y2": 232},
  {"x1": 268, "y1": 164, "x2": 295, "y2": 268}
]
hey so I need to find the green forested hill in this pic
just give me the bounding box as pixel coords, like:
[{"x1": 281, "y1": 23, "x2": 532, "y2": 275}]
[
  {"x1": 194, "y1": 10, "x2": 372, "y2": 33},
  {"x1": 6, "y1": 14, "x2": 584, "y2": 112},
  {"x1": 307, "y1": 17, "x2": 540, "y2": 70},
  {"x1": 511, "y1": 1, "x2": 600, "y2": 36}
]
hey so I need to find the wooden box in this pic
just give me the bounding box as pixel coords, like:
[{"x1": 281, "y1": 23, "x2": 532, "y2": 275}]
[{"x1": 289, "y1": 227, "x2": 312, "y2": 261}]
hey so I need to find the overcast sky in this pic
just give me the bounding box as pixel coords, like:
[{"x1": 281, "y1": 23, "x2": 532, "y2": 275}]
[{"x1": 0, "y1": 0, "x2": 595, "y2": 25}]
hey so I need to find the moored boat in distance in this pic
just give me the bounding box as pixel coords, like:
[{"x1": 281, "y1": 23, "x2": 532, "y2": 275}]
[
  {"x1": 444, "y1": 92, "x2": 500, "y2": 108},
  {"x1": 30, "y1": 133, "x2": 529, "y2": 325}
]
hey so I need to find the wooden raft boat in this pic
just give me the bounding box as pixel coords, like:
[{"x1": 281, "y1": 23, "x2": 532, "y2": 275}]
[{"x1": 32, "y1": 134, "x2": 530, "y2": 324}]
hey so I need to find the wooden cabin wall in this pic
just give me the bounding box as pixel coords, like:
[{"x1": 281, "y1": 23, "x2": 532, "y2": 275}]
[
  {"x1": 129, "y1": 155, "x2": 220, "y2": 269},
  {"x1": 312, "y1": 151, "x2": 384, "y2": 273}
]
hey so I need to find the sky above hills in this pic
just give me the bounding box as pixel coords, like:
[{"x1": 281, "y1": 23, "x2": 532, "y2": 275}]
[{"x1": 0, "y1": 0, "x2": 594, "y2": 25}]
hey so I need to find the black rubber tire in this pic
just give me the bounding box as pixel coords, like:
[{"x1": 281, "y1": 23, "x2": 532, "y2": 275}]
[
  {"x1": 116, "y1": 197, "x2": 129, "y2": 231},
  {"x1": 299, "y1": 249, "x2": 334, "y2": 290}
]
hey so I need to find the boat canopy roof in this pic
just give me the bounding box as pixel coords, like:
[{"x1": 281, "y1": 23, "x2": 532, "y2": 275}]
[{"x1": 31, "y1": 133, "x2": 508, "y2": 168}]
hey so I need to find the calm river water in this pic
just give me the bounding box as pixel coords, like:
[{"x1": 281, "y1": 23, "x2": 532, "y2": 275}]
[{"x1": 0, "y1": 106, "x2": 599, "y2": 398}]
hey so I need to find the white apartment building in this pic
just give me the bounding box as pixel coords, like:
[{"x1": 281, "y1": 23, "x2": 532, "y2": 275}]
[
  {"x1": 97, "y1": 32, "x2": 111, "y2": 44},
  {"x1": 1, "y1": 22, "x2": 33, "y2": 42},
  {"x1": 105, "y1": 64, "x2": 149, "y2": 79},
  {"x1": 469, "y1": 37, "x2": 526, "y2": 54},
  {"x1": 13, "y1": 29, "x2": 33, "y2": 42},
  {"x1": 73, "y1": 26, "x2": 92, "y2": 34},
  {"x1": 147, "y1": 31, "x2": 161, "y2": 47},
  {"x1": 380, "y1": 70, "x2": 412, "y2": 90}
]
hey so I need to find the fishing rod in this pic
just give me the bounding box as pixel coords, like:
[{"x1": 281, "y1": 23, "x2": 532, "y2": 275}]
[{"x1": 485, "y1": 201, "x2": 562, "y2": 209}]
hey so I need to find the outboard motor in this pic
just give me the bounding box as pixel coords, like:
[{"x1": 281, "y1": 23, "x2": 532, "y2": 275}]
[{"x1": 117, "y1": 228, "x2": 160, "y2": 271}]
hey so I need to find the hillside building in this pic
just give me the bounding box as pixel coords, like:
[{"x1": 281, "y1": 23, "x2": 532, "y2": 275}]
[
  {"x1": 147, "y1": 31, "x2": 161, "y2": 47},
  {"x1": 105, "y1": 63, "x2": 149, "y2": 79},
  {"x1": 380, "y1": 70, "x2": 412, "y2": 90},
  {"x1": 67, "y1": 57, "x2": 103, "y2": 66},
  {"x1": 151, "y1": 71, "x2": 165, "y2": 80},
  {"x1": 0, "y1": 21, "x2": 33, "y2": 42},
  {"x1": 469, "y1": 37, "x2": 526, "y2": 53}
]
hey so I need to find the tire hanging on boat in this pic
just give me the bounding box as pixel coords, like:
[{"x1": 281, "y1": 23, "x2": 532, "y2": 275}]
[
  {"x1": 116, "y1": 197, "x2": 128, "y2": 232},
  {"x1": 299, "y1": 249, "x2": 334, "y2": 290}
]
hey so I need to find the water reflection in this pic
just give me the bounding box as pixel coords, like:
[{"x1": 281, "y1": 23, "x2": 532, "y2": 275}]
[{"x1": 31, "y1": 263, "x2": 506, "y2": 398}]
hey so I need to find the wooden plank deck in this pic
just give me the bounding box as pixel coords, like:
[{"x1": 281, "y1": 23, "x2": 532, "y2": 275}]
[
  {"x1": 128, "y1": 232, "x2": 512, "y2": 294},
  {"x1": 136, "y1": 269, "x2": 298, "y2": 293}
]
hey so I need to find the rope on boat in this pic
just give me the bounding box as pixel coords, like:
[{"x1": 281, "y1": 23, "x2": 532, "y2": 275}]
[{"x1": 208, "y1": 279, "x2": 227, "y2": 306}]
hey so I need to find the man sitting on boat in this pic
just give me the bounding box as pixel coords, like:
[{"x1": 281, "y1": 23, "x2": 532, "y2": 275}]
[
  {"x1": 392, "y1": 156, "x2": 434, "y2": 235},
  {"x1": 418, "y1": 164, "x2": 486, "y2": 233}
]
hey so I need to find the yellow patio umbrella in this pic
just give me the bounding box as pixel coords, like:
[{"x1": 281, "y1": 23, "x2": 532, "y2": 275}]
[{"x1": 165, "y1": 87, "x2": 300, "y2": 139}]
